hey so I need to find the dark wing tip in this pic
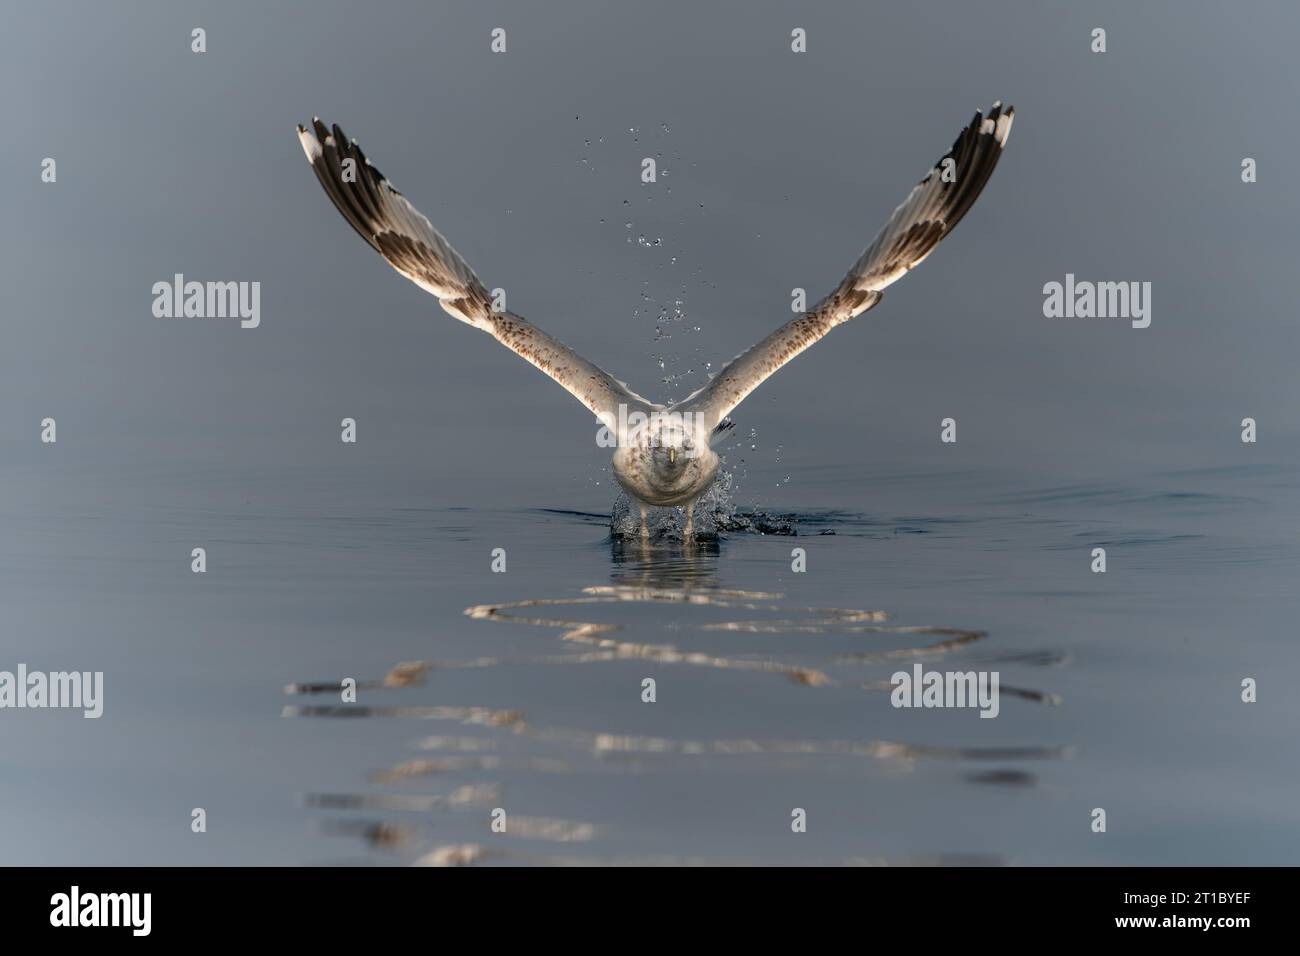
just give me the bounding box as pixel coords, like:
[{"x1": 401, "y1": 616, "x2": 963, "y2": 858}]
[
  {"x1": 297, "y1": 116, "x2": 389, "y2": 254},
  {"x1": 711, "y1": 418, "x2": 737, "y2": 439}
]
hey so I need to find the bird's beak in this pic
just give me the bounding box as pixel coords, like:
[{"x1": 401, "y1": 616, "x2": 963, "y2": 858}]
[{"x1": 668, "y1": 448, "x2": 677, "y2": 464}]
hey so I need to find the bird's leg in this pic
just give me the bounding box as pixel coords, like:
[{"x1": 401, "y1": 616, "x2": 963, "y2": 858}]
[
  {"x1": 639, "y1": 505, "x2": 650, "y2": 540},
  {"x1": 683, "y1": 501, "x2": 695, "y2": 540}
]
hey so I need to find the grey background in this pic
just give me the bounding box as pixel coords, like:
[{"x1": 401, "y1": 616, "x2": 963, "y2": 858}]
[
  {"x1": 7, "y1": 0, "x2": 1298, "y2": 493},
  {"x1": 2, "y1": 1, "x2": 1298, "y2": 866}
]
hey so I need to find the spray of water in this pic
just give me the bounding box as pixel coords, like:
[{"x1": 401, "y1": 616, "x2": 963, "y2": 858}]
[{"x1": 608, "y1": 465, "x2": 796, "y2": 540}]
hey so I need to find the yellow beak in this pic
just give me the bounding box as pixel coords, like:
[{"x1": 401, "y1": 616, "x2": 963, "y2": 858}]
[{"x1": 667, "y1": 448, "x2": 677, "y2": 464}]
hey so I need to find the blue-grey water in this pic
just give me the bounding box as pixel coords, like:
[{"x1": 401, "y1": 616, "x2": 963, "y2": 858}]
[{"x1": 3, "y1": 455, "x2": 1296, "y2": 865}]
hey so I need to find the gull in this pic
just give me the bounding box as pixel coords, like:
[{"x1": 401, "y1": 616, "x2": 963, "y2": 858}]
[{"x1": 297, "y1": 103, "x2": 1014, "y2": 538}]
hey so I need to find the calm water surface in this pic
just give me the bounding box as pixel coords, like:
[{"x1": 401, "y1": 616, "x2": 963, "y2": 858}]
[{"x1": 2, "y1": 458, "x2": 1297, "y2": 865}]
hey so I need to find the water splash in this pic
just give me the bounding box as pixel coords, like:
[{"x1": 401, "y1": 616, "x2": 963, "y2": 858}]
[{"x1": 607, "y1": 467, "x2": 795, "y2": 539}]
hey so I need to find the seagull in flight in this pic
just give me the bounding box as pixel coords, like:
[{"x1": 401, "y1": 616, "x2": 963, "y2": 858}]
[{"x1": 297, "y1": 103, "x2": 1014, "y2": 537}]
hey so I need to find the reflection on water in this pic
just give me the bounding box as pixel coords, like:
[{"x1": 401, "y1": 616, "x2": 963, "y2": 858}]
[
  {"x1": 7, "y1": 460, "x2": 1297, "y2": 864},
  {"x1": 284, "y1": 526, "x2": 1067, "y2": 865}
]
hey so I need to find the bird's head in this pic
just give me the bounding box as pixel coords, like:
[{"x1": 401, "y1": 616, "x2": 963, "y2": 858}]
[
  {"x1": 653, "y1": 435, "x2": 693, "y2": 470},
  {"x1": 644, "y1": 417, "x2": 697, "y2": 474}
]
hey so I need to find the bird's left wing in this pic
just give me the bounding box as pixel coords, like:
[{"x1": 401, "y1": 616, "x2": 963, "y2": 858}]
[
  {"x1": 297, "y1": 118, "x2": 658, "y2": 434},
  {"x1": 678, "y1": 102, "x2": 1014, "y2": 431}
]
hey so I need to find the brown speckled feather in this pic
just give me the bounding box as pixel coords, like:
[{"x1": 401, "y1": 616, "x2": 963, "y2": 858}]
[{"x1": 297, "y1": 119, "x2": 658, "y2": 433}]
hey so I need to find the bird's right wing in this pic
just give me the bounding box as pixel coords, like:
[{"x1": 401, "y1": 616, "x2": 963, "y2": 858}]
[
  {"x1": 679, "y1": 102, "x2": 1014, "y2": 432},
  {"x1": 297, "y1": 118, "x2": 658, "y2": 434}
]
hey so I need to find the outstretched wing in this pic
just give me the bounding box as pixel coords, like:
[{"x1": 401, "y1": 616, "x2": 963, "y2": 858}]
[
  {"x1": 679, "y1": 102, "x2": 1014, "y2": 431},
  {"x1": 297, "y1": 118, "x2": 658, "y2": 433}
]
